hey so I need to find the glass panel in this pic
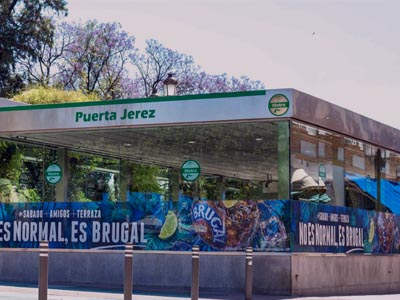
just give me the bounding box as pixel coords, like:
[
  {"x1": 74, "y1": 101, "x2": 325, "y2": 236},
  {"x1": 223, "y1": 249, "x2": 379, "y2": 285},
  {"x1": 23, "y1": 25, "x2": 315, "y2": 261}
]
[
  {"x1": 317, "y1": 128, "x2": 342, "y2": 206},
  {"x1": 277, "y1": 122, "x2": 290, "y2": 199},
  {"x1": 381, "y1": 150, "x2": 400, "y2": 214},
  {"x1": 67, "y1": 151, "x2": 120, "y2": 202},
  {"x1": 0, "y1": 140, "x2": 31, "y2": 202},
  {"x1": 1, "y1": 121, "x2": 286, "y2": 203},
  {"x1": 195, "y1": 122, "x2": 283, "y2": 201},
  {"x1": 344, "y1": 138, "x2": 377, "y2": 210},
  {"x1": 41, "y1": 146, "x2": 60, "y2": 201},
  {"x1": 290, "y1": 122, "x2": 341, "y2": 205},
  {"x1": 0, "y1": 140, "x2": 63, "y2": 202},
  {"x1": 331, "y1": 133, "x2": 345, "y2": 206}
]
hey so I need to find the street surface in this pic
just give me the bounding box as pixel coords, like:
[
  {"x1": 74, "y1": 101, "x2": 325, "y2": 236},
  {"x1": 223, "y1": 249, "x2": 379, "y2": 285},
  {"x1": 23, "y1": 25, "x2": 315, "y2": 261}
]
[{"x1": 0, "y1": 283, "x2": 399, "y2": 300}]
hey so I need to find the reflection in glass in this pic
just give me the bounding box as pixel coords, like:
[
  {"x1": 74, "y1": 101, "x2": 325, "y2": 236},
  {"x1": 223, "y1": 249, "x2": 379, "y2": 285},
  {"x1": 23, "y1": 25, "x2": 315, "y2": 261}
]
[
  {"x1": 67, "y1": 151, "x2": 120, "y2": 202},
  {"x1": 290, "y1": 122, "x2": 338, "y2": 204},
  {"x1": 344, "y1": 139, "x2": 377, "y2": 210},
  {"x1": 377, "y1": 150, "x2": 400, "y2": 214},
  {"x1": 1, "y1": 121, "x2": 286, "y2": 204},
  {"x1": 0, "y1": 140, "x2": 63, "y2": 202}
]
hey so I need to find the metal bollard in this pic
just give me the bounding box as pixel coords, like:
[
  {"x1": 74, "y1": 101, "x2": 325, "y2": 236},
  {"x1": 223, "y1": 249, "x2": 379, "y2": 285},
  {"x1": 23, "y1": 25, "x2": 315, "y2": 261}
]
[
  {"x1": 124, "y1": 243, "x2": 134, "y2": 300},
  {"x1": 38, "y1": 241, "x2": 49, "y2": 300},
  {"x1": 191, "y1": 245, "x2": 200, "y2": 300},
  {"x1": 245, "y1": 247, "x2": 253, "y2": 300}
]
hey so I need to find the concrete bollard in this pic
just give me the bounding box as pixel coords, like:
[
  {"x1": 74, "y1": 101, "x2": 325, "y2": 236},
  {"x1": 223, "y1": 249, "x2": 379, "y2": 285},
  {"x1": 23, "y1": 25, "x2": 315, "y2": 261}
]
[
  {"x1": 124, "y1": 243, "x2": 134, "y2": 300},
  {"x1": 191, "y1": 245, "x2": 200, "y2": 300},
  {"x1": 38, "y1": 241, "x2": 49, "y2": 300},
  {"x1": 245, "y1": 247, "x2": 253, "y2": 300}
]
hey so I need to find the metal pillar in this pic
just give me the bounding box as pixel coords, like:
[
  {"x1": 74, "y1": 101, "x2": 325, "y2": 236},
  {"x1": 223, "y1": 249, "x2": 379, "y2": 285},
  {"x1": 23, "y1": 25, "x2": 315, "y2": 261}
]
[
  {"x1": 245, "y1": 247, "x2": 253, "y2": 300},
  {"x1": 38, "y1": 241, "x2": 49, "y2": 300},
  {"x1": 124, "y1": 243, "x2": 134, "y2": 300},
  {"x1": 191, "y1": 245, "x2": 200, "y2": 300}
]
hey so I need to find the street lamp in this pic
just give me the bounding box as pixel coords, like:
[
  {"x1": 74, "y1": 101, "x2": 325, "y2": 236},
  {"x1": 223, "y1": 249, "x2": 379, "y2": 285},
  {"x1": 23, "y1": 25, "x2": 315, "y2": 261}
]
[
  {"x1": 149, "y1": 87, "x2": 159, "y2": 98},
  {"x1": 163, "y1": 73, "x2": 178, "y2": 96}
]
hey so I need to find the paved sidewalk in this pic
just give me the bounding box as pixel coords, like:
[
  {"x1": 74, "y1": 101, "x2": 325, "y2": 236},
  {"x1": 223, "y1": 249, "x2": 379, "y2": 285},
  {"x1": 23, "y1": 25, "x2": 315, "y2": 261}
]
[{"x1": 0, "y1": 283, "x2": 400, "y2": 300}]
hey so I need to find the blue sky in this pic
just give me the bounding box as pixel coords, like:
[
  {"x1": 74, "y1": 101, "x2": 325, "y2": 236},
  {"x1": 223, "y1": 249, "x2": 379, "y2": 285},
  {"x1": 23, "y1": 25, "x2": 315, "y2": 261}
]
[{"x1": 65, "y1": 0, "x2": 400, "y2": 129}]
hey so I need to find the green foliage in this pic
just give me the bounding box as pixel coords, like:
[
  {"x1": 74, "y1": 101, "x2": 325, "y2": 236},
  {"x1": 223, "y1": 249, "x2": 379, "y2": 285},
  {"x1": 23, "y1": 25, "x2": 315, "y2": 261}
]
[
  {"x1": 0, "y1": 178, "x2": 13, "y2": 202},
  {"x1": 67, "y1": 152, "x2": 120, "y2": 202},
  {"x1": 0, "y1": 142, "x2": 42, "y2": 202},
  {"x1": 0, "y1": 0, "x2": 67, "y2": 97},
  {"x1": 17, "y1": 188, "x2": 41, "y2": 202},
  {"x1": 198, "y1": 175, "x2": 264, "y2": 201},
  {"x1": 14, "y1": 86, "x2": 98, "y2": 104},
  {"x1": 67, "y1": 152, "x2": 96, "y2": 202},
  {"x1": 0, "y1": 141, "x2": 23, "y2": 184},
  {"x1": 223, "y1": 178, "x2": 264, "y2": 200},
  {"x1": 130, "y1": 163, "x2": 162, "y2": 193}
]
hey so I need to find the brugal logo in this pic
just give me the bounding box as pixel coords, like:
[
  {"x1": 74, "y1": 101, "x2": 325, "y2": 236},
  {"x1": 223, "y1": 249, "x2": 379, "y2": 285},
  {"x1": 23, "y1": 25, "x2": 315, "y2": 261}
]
[{"x1": 192, "y1": 202, "x2": 226, "y2": 248}]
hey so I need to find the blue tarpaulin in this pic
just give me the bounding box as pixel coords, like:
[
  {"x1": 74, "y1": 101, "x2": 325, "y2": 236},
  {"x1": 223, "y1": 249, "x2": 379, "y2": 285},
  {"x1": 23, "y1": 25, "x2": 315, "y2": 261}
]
[{"x1": 345, "y1": 173, "x2": 400, "y2": 214}]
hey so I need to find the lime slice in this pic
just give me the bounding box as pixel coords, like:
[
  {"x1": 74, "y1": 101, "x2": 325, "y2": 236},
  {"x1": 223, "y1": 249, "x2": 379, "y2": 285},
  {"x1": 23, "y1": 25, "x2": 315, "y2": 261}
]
[
  {"x1": 159, "y1": 211, "x2": 178, "y2": 240},
  {"x1": 222, "y1": 200, "x2": 238, "y2": 208},
  {"x1": 368, "y1": 219, "x2": 375, "y2": 243}
]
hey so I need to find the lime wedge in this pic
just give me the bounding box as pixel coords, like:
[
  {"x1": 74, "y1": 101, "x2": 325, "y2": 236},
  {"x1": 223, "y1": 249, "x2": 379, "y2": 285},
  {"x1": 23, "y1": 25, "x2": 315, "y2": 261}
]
[
  {"x1": 368, "y1": 219, "x2": 375, "y2": 243},
  {"x1": 159, "y1": 211, "x2": 178, "y2": 240},
  {"x1": 222, "y1": 200, "x2": 238, "y2": 208}
]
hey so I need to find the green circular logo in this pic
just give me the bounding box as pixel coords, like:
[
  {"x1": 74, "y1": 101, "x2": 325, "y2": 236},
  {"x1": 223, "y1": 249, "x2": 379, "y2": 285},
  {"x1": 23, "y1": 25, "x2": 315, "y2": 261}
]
[
  {"x1": 45, "y1": 164, "x2": 62, "y2": 184},
  {"x1": 268, "y1": 94, "x2": 289, "y2": 116},
  {"x1": 181, "y1": 160, "x2": 201, "y2": 181}
]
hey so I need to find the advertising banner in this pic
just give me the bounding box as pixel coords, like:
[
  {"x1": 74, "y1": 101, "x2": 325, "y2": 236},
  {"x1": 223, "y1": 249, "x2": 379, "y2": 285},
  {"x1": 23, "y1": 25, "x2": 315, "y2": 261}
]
[
  {"x1": 291, "y1": 201, "x2": 400, "y2": 254},
  {"x1": 0, "y1": 193, "x2": 164, "y2": 249},
  {"x1": 1, "y1": 196, "x2": 399, "y2": 253},
  {"x1": 0, "y1": 194, "x2": 290, "y2": 251},
  {"x1": 183, "y1": 198, "x2": 290, "y2": 252}
]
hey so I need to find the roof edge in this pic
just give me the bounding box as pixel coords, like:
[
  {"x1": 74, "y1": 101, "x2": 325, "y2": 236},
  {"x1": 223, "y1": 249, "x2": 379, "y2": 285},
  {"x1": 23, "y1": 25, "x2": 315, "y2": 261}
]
[
  {"x1": 0, "y1": 90, "x2": 266, "y2": 112},
  {"x1": 292, "y1": 89, "x2": 400, "y2": 152}
]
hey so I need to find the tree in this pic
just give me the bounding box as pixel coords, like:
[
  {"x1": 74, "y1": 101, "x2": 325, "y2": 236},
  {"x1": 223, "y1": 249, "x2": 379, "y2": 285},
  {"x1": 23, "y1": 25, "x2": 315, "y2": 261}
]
[
  {"x1": 13, "y1": 86, "x2": 98, "y2": 104},
  {"x1": 129, "y1": 163, "x2": 162, "y2": 193},
  {"x1": 177, "y1": 72, "x2": 265, "y2": 95},
  {"x1": 130, "y1": 39, "x2": 199, "y2": 97},
  {"x1": 55, "y1": 20, "x2": 136, "y2": 100},
  {"x1": 130, "y1": 39, "x2": 264, "y2": 97},
  {"x1": 17, "y1": 22, "x2": 74, "y2": 87},
  {"x1": 17, "y1": 19, "x2": 264, "y2": 100},
  {"x1": 0, "y1": 0, "x2": 67, "y2": 97}
]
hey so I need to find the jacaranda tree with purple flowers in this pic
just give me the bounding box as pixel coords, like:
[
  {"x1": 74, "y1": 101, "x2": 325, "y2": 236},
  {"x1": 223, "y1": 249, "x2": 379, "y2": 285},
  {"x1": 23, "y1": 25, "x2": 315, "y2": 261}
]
[
  {"x1": 130, "y1": 39, "x2": 264, "y2": 97},
  {"x1": 55, "y1": 20, "x2": 136, "y2": 100},
  {"x1": 16, "y1": 19, "x2": 264, "y2": 101}
]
